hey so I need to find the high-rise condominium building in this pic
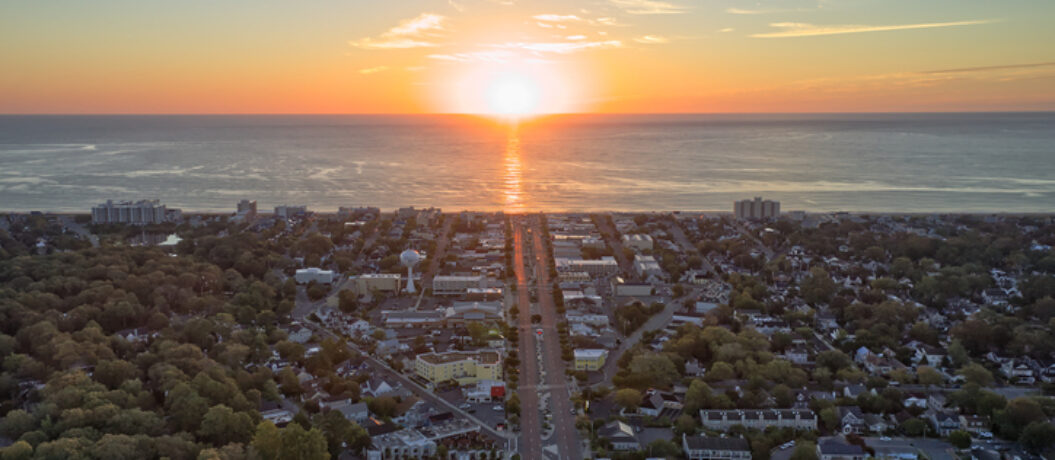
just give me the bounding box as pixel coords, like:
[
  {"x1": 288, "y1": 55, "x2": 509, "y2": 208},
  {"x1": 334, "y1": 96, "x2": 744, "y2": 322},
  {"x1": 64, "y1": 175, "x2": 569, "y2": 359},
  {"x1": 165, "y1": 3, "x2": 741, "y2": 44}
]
[{"x1": 734, "y1": 197, "x2": 780, "y2": 220}]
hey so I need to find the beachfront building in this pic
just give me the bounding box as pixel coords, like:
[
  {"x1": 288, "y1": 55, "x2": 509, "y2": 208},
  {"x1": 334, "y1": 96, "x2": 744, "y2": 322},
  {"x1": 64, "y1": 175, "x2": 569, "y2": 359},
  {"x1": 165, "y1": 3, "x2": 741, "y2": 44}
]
[
  {"x1": 91, "y1": 199, "x2": 175, "y2": 225},
  {"x1": 734, "y1": 197, "x2": 780, "y2": 220},
  {"x1": 274, "y1": 205, "x2": 308, "y2": 219},
  {"x1": 414, "y1": 350, "x2": 502, "y2": 385},
  {"x1": 234, "y1": 199, "x2": 257, "y2": 222},
  {"x1": 295, "y1": 268, "x2": 334, "y2": 284},
  {"x1": 574, "y1": 349, "x2": 608, "y2": 371}
]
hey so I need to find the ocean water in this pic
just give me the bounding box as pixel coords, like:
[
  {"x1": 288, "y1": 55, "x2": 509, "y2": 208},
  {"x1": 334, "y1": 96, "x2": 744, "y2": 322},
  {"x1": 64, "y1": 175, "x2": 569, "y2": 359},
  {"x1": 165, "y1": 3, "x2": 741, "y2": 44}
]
[{"x1": 0, "y1": 113, "x2": 1053, "y2": 213}]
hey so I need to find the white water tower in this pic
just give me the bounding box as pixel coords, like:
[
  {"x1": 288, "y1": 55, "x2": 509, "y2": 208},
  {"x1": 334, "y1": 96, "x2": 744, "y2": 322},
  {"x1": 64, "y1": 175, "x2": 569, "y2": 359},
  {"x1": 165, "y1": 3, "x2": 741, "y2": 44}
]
[{"x1": 400, "y1": 249, "x2": 421, "y2": 293}]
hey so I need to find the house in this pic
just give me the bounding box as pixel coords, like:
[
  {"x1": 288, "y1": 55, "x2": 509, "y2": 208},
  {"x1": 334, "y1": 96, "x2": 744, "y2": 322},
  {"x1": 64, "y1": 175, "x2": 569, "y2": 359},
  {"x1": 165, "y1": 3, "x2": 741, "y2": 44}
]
[
  {"x1": 638, "y1": 390, "x2": 683, "y2": 418},
  {"x1": 842, "y1": 385, "x2": 873, "y2": 399},
  {"x1": 929, "y1": 410, "x2": 961, "y2": 437},
  {"x1": 864, "y1": 414, "x2": 891, "y2": 434},
  {"x1": 959, "y1": 414, "x2": 990, "y2": 434},
  {"x1": 903, "y1": 393, "x2": 928, "y2": 409},
  {"x1": 914, "y1": 344, "x2": 946, "y2": 368},
  {"x1": 331, "y1": 401, "x2": 369, "y2": 423},
  {"x1": 837, "y1": 406, "x2": 867, "y2": 435},
  {"x1": 1001, "y1": 360, "x2": 1035, "y2": 383},
  {"x1": 598, "y1": 421, "x2": 639, "y2": 451},
  {"x1": 682, "y1": 434, "x2": 751, "y2": 460},
  {"x1": 817, "y1": 437, "x2": 867, "y2": 460},
  {"x1": 362, "y1": 377, "x2": 399, "y2": 398}
]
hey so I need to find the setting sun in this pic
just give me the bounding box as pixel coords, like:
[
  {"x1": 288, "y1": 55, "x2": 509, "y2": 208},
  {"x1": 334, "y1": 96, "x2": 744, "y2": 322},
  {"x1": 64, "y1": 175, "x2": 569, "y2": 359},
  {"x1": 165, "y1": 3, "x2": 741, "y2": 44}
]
[{"x1": 487, "y1": 74, "x2": 539, "y2": 116}]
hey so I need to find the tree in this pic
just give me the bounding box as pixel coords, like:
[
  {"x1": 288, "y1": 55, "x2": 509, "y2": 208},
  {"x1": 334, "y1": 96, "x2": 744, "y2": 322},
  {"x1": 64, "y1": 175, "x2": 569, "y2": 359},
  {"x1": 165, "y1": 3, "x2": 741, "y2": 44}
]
[
  {"x1": 646, "y1": 439, "x2": 680, "y2": 457},
  {"x1": 628, "y1": 353, "x2": 679, "y2": 388},
  {"x1": 674, "y1": 414, "x2": 697, "y2": 436},
  {"x1": 917, "y1": 366, "x2": 943, "y2": 386},
  {"x1": 252, "y1": 421, "x2": 330, "y2": 460},
  {"x1": 901, "y1": 418, "x2": 927, "y2": 437},
  {"x1": 0, "y1": 410, "x2": 34, "y2": 440},
  {"x1": 367, "y1": 396, "x2": 398, "y2": 418},
  {"x1": 801, "y1": 267, "x2": 837, "y2": 305},
  {"x1": 337, "y1": 289, "x2": 358, "y2": 313},
  {"x1": 999, "y1": 397, "x2": 1047, "y2": 439},
  {"x1": 816, "y1": 350, "x2": 853, "y2": 373},
  {"x1": 252, "y1": 421, "x2": 283, "y2": 460},
  {"x1": 199, "y1": 405, "x2": 255, "y2": 445},
  {"x1": 948, "y1": 430, "x2": 972, "y2": 449},
  {"x1": 705, "y1": 362, "x2": 736, "y2": 382},
  {"x1": 947, "y1": 340, "x2": 969, "y2": 368},
  {"x1": 684, "y1": 380, "x2": 712, "y2": 413},
  {"x1": 790, "y1": 441, "x2": 818, "y2": 460},
  {"x1": 1, "y1": 441, "x2": 33, "y2": 460},
  {"x1": 958, "y1": 363, "x2": 994, "y2": 387},
  {"x1": 614, "y1": 388, "x2": 642, "y2": 412},
  {"x1": 1020, "y1": 421, "x2": 1055, "y2": 452}
]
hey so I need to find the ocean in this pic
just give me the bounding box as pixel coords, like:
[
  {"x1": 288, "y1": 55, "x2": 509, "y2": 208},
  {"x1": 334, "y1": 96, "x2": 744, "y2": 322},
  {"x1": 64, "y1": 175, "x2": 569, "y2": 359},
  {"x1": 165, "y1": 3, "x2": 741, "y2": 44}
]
[{"x1": 0, "y1": 113, "x2": 1053, "y2": 214}]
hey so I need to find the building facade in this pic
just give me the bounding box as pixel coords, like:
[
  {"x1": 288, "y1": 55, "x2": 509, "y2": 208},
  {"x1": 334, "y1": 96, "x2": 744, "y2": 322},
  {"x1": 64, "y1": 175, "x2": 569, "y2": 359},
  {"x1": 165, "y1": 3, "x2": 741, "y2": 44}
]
[
  {"x1": 699, "y1": 409, "x2": 817, "y2": 431},
  {"x1": 734, "y1": 197, "x2": 780, "y2": 220},
  {"x1": 91, "y1": 200, "x2": 173, "y2": 225},
  {"x1": 573, "y1": 349, "x2": 608, "y2": 371},
  {"x1": 414, "y1": 350, "x2": 501, "y2": 385}
]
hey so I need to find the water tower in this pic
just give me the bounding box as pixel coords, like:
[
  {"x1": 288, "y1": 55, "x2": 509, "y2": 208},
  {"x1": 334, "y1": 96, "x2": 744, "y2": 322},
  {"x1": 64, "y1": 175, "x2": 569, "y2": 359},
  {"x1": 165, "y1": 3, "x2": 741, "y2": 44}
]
[{"x1": 400, "y1": 249, "x2": 421, "y2": 293}]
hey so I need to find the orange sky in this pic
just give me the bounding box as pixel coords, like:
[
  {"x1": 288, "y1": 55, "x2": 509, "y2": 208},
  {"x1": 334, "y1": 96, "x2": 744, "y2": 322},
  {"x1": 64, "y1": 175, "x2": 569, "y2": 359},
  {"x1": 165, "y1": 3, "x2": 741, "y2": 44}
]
[{"x1": 1, "y1": 0, "x2": 1054, "y2": 114}]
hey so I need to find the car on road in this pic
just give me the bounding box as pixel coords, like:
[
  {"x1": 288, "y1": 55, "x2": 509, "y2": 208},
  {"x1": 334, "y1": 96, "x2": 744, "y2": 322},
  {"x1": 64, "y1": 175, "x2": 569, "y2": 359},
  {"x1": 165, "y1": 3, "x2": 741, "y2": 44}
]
[
  {"x1": 493, "y1": 405, "x2": 504, "y2": 411},
  {"x1": 879, "y1": 436, "x2": 892, "y2": 441},
  {"x1": 459, "y1": 403, "x2": 471, "y2": 410}
]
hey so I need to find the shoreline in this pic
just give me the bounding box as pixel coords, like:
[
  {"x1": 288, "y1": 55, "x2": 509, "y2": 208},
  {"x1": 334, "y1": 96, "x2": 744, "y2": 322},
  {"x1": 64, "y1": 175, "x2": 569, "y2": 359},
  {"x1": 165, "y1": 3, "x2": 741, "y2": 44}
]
[{"x1": 4, "y1": 209, "x2": 1054, "y2": 217}]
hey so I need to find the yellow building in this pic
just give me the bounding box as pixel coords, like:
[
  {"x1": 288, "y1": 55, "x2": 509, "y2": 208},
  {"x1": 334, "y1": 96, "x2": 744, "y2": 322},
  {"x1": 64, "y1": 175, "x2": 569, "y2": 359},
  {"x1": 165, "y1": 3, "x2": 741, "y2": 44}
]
[
  {"x1": 574, "y1": 349, "x2": 608, "y2": 371},
  {"x1": 415, "y1": 350, "x2": 502, "y2": 386}
]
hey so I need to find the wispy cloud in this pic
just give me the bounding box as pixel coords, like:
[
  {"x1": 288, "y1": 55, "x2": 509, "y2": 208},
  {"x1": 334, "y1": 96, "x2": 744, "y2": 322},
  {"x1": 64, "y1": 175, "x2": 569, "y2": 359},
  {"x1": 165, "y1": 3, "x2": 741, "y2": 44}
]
[
  {"x1": 428, "y1": 51, "x2": 518, "y2": 63},
  {"x1": 350, "y1": 13, "x2": 447, "y2": 49},
  {"x1": 719, "y1": 27, "x2": 735, "y2": 33},
  {"x1": 752, "y1": 19, "x2": 993, "y2": 38},
  {"x1": 492, "y1": 40, "x2": 623, "y2": 53},
  {"x1": 359, "y1": 66, "x2": 389, "y2": 75},
  {"x1": 726, "y1": 7, "x2": 801, "y2": 15},
  {"x1": 634, "y1": 35, "x2": 669, "y2": 44},
  {"x1": 922, "y1": 61, "x2": 1055, "y2": 74},
  {"x1": 534, "y1": 14, "x2": 583, "y2": 22},
  {"x1": 609, "y1": 0, "x2": 685, "y2": 15}
]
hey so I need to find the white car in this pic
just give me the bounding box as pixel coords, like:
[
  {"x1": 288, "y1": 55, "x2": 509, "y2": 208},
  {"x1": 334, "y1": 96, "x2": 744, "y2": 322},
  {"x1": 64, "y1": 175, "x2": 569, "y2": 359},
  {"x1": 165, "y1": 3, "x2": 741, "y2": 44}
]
[
  {"x1": 493, "y1": 405, "x2": 504, "y2": 411},
  {"x1": 880, "y1": 436, "x2": 892, "y2": 441}
]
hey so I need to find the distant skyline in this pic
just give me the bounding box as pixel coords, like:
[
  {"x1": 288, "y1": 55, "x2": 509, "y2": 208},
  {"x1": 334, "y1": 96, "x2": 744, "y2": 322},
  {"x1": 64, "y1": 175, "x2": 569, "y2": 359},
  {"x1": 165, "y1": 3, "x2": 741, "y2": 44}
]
[{"x1": 2, "y1": 0, "x2": 1054, "y2": 114}]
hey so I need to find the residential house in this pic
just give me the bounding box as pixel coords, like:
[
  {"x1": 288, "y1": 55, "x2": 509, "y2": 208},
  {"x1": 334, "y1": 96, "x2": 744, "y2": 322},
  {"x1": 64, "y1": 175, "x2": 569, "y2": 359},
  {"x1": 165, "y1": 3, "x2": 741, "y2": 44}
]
[
  {"x1": 682, "y1": 434, "x2": 752, "y2": 460},
  {"x1": 817, "y1": 437, "x2": 866, "y2": 460},
  {"x1": 598, "y1": 421, "x2": 639, "y2": 451}
]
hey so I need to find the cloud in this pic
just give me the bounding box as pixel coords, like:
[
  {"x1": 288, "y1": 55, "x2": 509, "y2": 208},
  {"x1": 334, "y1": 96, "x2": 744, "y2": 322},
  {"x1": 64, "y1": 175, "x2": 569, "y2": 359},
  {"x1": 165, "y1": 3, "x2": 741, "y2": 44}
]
[
  {"x1": 359, "y1": 66, "x2": 389, "y2": 75},
  {"x1": 719, "y1": 28, "x2": 735, "y2": 33},
  {"x1": 350, "y1": 13, "x2": 447, "y2": 49},
  {"x1": 533, "y1": 14, "x2": 583, "y2": 22},
  {"x1": 922, "y1": 61, "x2": 1055, "y2": 74},
  {"x1": 752, "y1": 19, "x2": 993, "y2": 38},
  {"x1": 428, "y1": 50, "x2": 518, "y2": 63},
  {"x1": 492, "y1": 40, "x2": 623, "y2": 53},
  {"x1": 634, "y1": 35, "x2": 669, "y2": 44},
  {"x1": 566, "y1": 35, "x2": 588, "y2": 40},
  {"x1": 725, "y1": 7, "x2": 799, "y2": 15},
  {"x1": 609, "y1": 0, "x2": 685, "y2": 15}
]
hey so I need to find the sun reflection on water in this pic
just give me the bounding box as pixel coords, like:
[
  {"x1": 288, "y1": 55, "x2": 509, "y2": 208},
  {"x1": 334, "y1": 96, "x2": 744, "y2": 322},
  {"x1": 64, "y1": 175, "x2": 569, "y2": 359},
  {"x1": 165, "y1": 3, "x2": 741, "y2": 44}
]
[{"x1": 503, "y1": 124, "x2": 524, "y2": 213}]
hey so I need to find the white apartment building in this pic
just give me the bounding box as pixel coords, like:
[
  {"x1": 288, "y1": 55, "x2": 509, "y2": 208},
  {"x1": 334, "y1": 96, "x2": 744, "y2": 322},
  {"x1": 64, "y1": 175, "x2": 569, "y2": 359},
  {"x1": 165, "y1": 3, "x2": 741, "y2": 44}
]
[
  {"x1": 91, "y1": 200, "x2": 173, "y2": 225},
  {"x1": 432, "y1": 275, "x2": 485, "y2": 295}
]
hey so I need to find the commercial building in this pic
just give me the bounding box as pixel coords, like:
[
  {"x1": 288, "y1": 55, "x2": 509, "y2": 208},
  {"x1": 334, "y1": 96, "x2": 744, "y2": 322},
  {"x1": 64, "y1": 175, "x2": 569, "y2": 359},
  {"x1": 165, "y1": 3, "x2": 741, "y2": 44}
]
[
  {"x1": 295, "y1": 268, "x2": 335, "y2": 284},
  {"x1": 682, "y1": 434, "x2": 752, "y2": 460},
  {"x1": 573, "y1": 349, "x2": 608, "y2": 371},
  {"x1": 274, "y1": 205, "x2": 308, "y2": 219},
  {"x1": 699, "y1": 409, "x2": 817, "y2": 431},
  {"x1": 350, "y1": 273, "x2": 402, "y2": 294},
  {"x1": 432, "y1": 275, "x2": 485, "y2": 295},
  {"x1": 611, "y1": 277, "x2": 654, "y2": 297},
  {"x1": 414, "y1": 350, "x2": 502, "y2": 385},
  {"x1": 634, "y1": 255, "x2": 664, "y2": 278},
  {"x1": 557, "y1": 257, "x2": 619, "y2": 277},
  {"x1": 91, "y1": 200, "x2": 176, "y2": 225},
  {"x1": 621, "y1": 233, "x2": 654, "y2": 251},
  {"x1": 734, "y1": 197, "x2": 780, "y2": 220}
]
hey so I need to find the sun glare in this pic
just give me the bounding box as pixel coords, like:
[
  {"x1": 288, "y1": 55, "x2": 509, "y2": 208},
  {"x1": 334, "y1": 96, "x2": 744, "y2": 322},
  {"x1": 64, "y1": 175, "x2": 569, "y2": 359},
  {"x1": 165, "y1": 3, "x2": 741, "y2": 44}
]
[
  {"x1": 487, "y1": 74, "x2": 539, "y2": 116},
  {"x1": 438, "y1": 61, "x2": 584, "y2": 116}
]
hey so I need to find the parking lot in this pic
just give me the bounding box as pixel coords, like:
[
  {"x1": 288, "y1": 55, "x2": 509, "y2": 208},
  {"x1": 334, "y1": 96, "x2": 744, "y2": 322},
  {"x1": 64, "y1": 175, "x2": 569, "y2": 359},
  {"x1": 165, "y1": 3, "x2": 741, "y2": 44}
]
[{"x1": 435, "y1": 388, "x2": 509, "y2": 432}]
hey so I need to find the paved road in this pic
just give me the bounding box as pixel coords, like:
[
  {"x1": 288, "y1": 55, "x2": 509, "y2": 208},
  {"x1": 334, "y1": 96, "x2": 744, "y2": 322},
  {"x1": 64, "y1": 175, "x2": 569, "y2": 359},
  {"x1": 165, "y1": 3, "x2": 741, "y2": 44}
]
[
  {"x1": 595, "y1": 288, "x2": 697, "y2": 385},
  {"x1": 528, "y1": 217, "x2": 581, "y2": 460},
  {"x1": 423, "y1": 216, "x2": 454, "y2": 288},
  {"x1": 591, "y1": 213, "x2": 634, "y2": 280},
  {"x1": 513, "y1": 220, "x2": 543, "y2": 460},
  {"x1": 59, "y1": 216, "x2": 100, "y2": 248},
  {"x1": 668, "y1": 217, "x2": 717, "y2": 275}
]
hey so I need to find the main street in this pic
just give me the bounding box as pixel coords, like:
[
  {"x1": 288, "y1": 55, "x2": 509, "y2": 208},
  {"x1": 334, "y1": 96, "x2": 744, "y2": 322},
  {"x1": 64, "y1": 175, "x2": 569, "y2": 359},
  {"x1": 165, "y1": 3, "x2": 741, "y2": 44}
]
[
  {"x1": 526, "y1": 216, "x2": 581, "y2": 460},
  {"x1": 513, "y1": 218, "x2": 543, "y2": 459}
]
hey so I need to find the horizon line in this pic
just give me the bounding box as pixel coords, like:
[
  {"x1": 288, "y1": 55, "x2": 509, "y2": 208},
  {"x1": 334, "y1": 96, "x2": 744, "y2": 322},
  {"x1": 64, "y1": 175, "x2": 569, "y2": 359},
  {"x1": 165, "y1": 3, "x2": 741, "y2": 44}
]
[{"x1": 2, "y1": 110, "x2": 1054, "y2": 116}]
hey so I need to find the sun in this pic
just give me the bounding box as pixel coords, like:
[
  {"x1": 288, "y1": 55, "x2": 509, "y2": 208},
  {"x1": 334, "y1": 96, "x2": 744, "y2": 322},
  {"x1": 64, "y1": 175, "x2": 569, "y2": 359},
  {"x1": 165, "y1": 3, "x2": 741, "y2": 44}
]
[{"x1": 486, "y1": 73, "x2": 540, "y2": 116}]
